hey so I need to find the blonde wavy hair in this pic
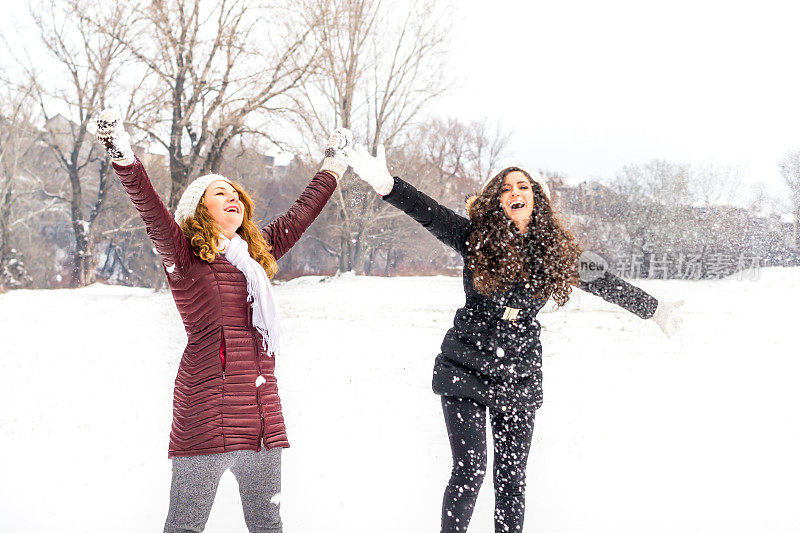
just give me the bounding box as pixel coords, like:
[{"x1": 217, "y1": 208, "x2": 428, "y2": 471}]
[{"x1": 179, "y1": 181, "x2": 278, "y2": 278}]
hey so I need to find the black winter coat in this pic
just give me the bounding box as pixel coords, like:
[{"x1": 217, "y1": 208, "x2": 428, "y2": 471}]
[{"x1": 383, "y1": 177, "x2": 658, "y2": 412}]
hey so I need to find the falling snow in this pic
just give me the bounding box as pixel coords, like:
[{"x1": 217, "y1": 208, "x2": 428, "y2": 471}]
[{"x1": 0, "y1": 271, "x2": 798, "y2": 532}]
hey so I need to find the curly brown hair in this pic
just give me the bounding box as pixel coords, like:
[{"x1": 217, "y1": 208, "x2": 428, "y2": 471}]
[
  {"x1": 466, "y1": 167, "x2": 582, "y2": 306},
  {"x1": 179, "y1": 181, "x2": 278, "y2": 279}
]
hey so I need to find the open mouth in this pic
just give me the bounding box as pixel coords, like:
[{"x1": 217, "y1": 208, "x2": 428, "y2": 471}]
[
  {"x1": 509, "y1": 200, "x2": 525, "y2": 211},
  {"x1": 225, "y1": 205, "x2": 240, "y2": 214}
]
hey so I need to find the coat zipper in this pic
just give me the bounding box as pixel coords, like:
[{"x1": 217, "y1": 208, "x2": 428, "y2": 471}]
[{"x1": 250, "y1": 312, "x2": 265, "y2": 447}]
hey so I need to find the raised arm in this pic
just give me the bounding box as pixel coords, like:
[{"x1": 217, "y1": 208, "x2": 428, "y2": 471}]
[
  {"x1": 576, "y1": 253, "x2": 683, "y2": 337},
  {"x1": 382, "y1": 177, "x2": 471, "y2": 255},
  {"x1": 345, "y1": 143, "x2": 471, "y2": 254},
  {"x1": 578, "y1": 271, "x2": 658, "y2": 319},
  {"x1": 263, "y1": 128, "x2": 352, "y2": 260},
  {"x1": 96, "y1": 110, "x2": 191, "y2": 278},
  {"x1": 263, "y1": 171, "x2": 338, "y2": 260}
]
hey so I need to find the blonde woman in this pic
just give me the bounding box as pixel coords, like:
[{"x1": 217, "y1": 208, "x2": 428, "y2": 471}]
[{"x1": 96, "y1": 109, "x2": 351, "y2": 533}]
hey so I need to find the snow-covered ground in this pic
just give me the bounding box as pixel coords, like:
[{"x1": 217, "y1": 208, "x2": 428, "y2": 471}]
[{"x1": 1, "y1": 269, "x2": 798, "y2": 532}]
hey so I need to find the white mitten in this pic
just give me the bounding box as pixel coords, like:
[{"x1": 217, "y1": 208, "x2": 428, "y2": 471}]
[
  {"x1": 343, "y1": 143, "x2": 394, "y2": 196},
  {"x1": 95, "y1": 109, "x2": 134, "y2": 166},
  {"x1": 319, "y1": 127, "x2": 353, "y2": 179},
  {"x1": 650, "y1": 300, "x2": 684, "y2": 338}
]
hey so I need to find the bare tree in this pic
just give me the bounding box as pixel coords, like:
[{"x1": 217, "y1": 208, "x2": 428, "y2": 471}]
[
  {"x1": 305, "y1": 116, "x2": 508, "y2": 275},
  {"x1": 0, "y1": 85, "x2": 39, "y2": 290},
  {"x1": 291, "y1": 0, "x2": 453, "y2": 271},
  {"x1": 778, "y1": 149, "x2": 800, "y2": 249},
  {"x1": 377, "y1": 117, "x2": 508, "y2": 271},
  {"x1": 614, "y1": 159, "x2": 693, "y2": 207},
  {"x1": 609, "y1": 159, "x2": 695, "y2": 272},
  {"x1": 746, "y1": 182, "x2": 786, "y2": 217},
  {"x1": 691, "y1": 162, "x2": 743, "y2": 207},
  {"x1": 414, "y1": 118, "x2": 509, "y2": 189},
  {"x1": 470, "y1": 120, "x2": 512, "y2": 184},
  {"x1": 25, "y1": 0, "x2": 137, "y2": 286},
  {"x1": 103, "y1": 0, "x2": 323, "y2": 210}
]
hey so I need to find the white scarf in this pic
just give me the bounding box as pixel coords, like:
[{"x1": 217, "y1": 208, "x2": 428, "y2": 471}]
[{"x1": 219, "y1": 234, "x2": 281, "y2": 357}]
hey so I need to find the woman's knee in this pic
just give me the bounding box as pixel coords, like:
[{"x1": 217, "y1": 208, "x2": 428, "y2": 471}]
[
  {"x1": 449, "y1": 452, "x2": 487, "y2": 492},
  {"x1": 494, "y1": 467, "x2": 527, "y2": 498}
]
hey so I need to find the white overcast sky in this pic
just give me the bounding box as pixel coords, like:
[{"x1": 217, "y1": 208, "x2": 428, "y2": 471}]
[
  {"x1": 5, "y1": 0, "x2": 799, "y2": 199},
  {"x1": 441, "y1": 0, "x2": 800, "y2": 197}
]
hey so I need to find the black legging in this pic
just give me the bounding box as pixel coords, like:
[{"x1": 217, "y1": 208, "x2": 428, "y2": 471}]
[{"x1": 441, "y1": 396, "x2": 536, "y2": 533}]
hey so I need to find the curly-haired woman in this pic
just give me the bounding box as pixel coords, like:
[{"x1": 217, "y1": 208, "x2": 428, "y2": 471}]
[
  {"x1": 345, "y1": 145, "x2": 682, "y2": 533},
  {"x1": 95, "y1": 109, "x2": 351, "y2": 533}
]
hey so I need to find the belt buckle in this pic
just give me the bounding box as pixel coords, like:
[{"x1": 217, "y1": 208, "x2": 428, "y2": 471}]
[{"x1": 501, "y1": 306, "x2": 521, "y2": 321}]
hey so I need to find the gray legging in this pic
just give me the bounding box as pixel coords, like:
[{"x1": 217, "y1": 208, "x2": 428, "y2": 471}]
[{"x1": 164, "y1": 447, "x2": 282, "y2": 533}]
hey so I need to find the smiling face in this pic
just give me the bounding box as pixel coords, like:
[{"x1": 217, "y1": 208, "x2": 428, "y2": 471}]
[
  {"x1": 499, "y1": 171, "x2": 535, "y2": 233},
  {"x1": 202, "y1": 180, "x2": 244, "y2": 237}
]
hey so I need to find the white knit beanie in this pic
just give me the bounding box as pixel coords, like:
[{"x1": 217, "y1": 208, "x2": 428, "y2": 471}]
[
  {"x1": 174, "y1": 174, "x2": 232, "y2": 225},
  {"x1": 483, "y1": 166, "x2": 550, "y2": 201}
]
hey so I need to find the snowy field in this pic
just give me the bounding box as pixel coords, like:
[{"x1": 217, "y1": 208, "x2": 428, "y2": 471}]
[{"x1": 1, "y1": 269, "x2": 799, "y2": 532}]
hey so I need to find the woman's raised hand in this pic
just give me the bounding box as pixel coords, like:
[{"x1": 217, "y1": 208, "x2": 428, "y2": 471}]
[
  {"x1": 95, "y1": 109, "x2": 134, "y2": 166},
  {"x1": 650, "y1": 300, "x2": 684, "y2": 338},
  {"x1": 319, "y1": 127, "x2": 354, "y2": 180},
  {"x1": 344, "y1": 143, "x2": 394, "y2": 196}
]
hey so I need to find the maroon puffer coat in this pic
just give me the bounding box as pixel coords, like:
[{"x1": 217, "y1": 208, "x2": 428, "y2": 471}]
[{"x1": 114, "y1": 158, "x2": 337, "y2": 458}]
